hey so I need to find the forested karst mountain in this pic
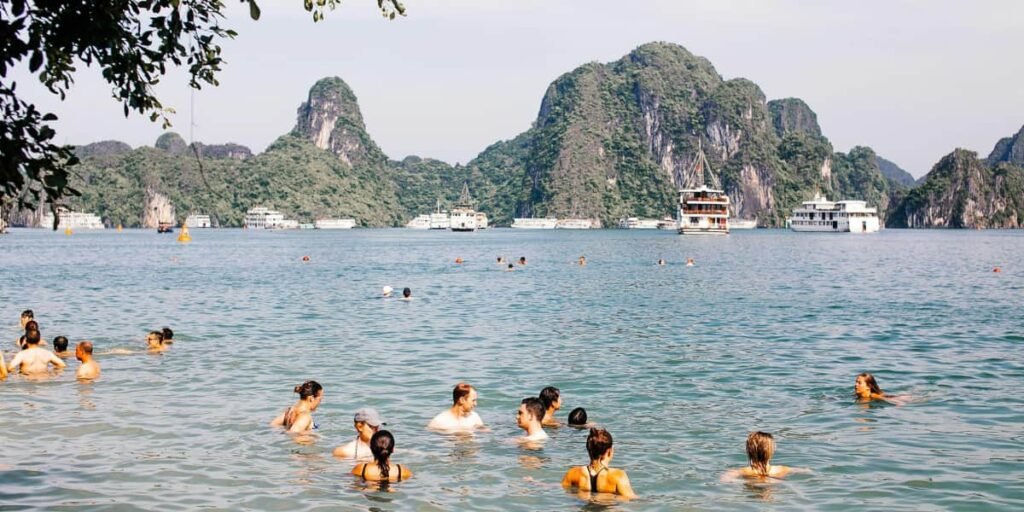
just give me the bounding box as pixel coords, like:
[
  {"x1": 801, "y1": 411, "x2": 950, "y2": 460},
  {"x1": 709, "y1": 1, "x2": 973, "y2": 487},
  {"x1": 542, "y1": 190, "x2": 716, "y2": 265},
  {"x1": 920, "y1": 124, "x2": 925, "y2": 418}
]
[{"x1": 44, "y1": 42, "x2": 1013, "y2": 229}]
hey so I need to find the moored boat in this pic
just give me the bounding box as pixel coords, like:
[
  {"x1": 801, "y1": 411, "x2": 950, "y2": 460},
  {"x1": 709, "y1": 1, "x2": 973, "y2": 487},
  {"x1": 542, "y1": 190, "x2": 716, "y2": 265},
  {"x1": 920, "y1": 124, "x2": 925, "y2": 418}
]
[
  {"x1": 677, "y1": 142, "x2": 729, "y2": 235},
  {"x1": 788, "y1": 194, "x2": 880, "y2": 233},
  {"x1": 511, "y1": 217, "x2": 558, "y2": 229}
]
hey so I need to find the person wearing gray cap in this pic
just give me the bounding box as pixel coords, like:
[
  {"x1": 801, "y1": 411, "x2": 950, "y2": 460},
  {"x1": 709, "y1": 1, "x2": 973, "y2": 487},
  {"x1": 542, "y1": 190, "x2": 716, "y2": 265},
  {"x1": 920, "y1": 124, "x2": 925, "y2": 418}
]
[{"x1": 333, "y1": 408, "x2": 385, "y2": 460}]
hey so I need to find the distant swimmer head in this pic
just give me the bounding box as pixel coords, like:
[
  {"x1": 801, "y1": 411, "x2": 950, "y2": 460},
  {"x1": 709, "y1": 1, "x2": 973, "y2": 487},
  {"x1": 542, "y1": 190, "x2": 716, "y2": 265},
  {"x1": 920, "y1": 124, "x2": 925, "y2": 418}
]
[
  {"x1": 568, "y1": 407, "x2": 588, "y2": 426},
  {"x1": 539, "y1": 386, "x2": 561, "y2": 411},
  {"x1": 382, "y1": 285, "x2": 393, "y2": 297},
  {"x1": 24, "y1": 320, "x2": 39, "y2": 332},
  {"x1": 993, "y1": 267, "x2": 1002, "y2": 273},
  {"x1": 507, "y1": 264, "x2": 514, "y2": 271},
  {"x1": 294, "y1": 380, "x2": 324, "y2": 408},
  {"x1": 301, "y1": 255, "x2": 310, "y2": 262},
  {"x1": 518, "y1": 397, "x2": 545, "y2": 428},
  {"x1": 370, "y1": 430, "x2": 396, "y2": 479},
  {"x1": 686, "y1": 258, "x2": 695, "y2": 266},
  {"x1": 746, "y1": 431, "x2": 776, "y2": 476},
  {"x1": 586, "y1": 428, "x2": 614, "y2": 462},
  {"x1": 162, "y1": 327, "x2": 174, "y2": 341},
  {"x1": 53, "y1": 335, "x2": 69, "y2": 352},
  {"x1": 658, "y1": 258, "x2": 665, "y2": 266},
  {"x1": 76, "y1": 341, "x2": 94, "y2": 361},
  {"x1": 455, "y1": 257, "x2": 463, "y2": 264},
  {"x1": 453, "y1": 382, "x2": 477, "y2": 411},
  {"x1": 20, "y1": 309, "x2": 34, "y2": 327},
  {"x1": 402, "y1": 287, "x2": 411, "y2": 299},
  {"x1": 518, "y1": 257, "x2": 527, "y2": 265},
  {"x1": 855, "y1": 372, "x2": 882, "y2": 398},
  {"x1": 146, "y1": 330, "x2": 164, "y2": 348},
  {"x1": 24, "y1": 329, "x2": 41, "y2": 346}
]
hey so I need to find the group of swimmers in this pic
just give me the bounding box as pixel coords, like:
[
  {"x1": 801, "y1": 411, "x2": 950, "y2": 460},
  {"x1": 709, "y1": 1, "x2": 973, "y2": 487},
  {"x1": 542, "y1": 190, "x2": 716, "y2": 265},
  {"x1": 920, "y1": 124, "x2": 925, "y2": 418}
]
[
  {"x1": 1, "y1": 309, "x2": 173, "y2": 381},
  {"x1": 269, "y1": 375, "x2": 900, "y2": 498},
  {"x1": 488, "y1": 255, "x2": 692, "y2": 271}
]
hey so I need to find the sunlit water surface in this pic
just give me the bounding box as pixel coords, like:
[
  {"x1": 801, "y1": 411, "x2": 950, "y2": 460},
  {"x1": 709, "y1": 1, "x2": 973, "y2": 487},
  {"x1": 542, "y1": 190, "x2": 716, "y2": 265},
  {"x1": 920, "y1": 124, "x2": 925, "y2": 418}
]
[{"x1": 1, "y1": 228, "x2": 1022, "y2": 511}]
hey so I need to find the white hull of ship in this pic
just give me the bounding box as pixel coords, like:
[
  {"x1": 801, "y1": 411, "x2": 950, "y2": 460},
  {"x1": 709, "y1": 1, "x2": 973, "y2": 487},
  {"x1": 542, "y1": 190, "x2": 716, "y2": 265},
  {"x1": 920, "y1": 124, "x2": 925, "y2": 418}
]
[{"x1": 511, "y1": 218, "x2": 558, "y2": 229}]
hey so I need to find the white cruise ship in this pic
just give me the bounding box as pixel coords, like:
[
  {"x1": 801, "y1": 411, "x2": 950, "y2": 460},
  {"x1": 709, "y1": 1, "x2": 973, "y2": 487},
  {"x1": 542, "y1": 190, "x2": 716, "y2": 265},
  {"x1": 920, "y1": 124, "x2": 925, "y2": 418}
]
[
  {"x1": 244, "y1": 207, "x2": 298, "y2": 229},
  {"x1": 678, "y1": 142, "x2": 729, "y2": 235},
  {"x1": 789, "y1": 194, "x2": 880, "y2": 233},
  {"x1": 618, "y1": 217, "x2": 661, "y2": 229},
  {"x1": 556, "y1": 218, "x2": 600, "y2": 229},
  {"x1": 475, "y1": 212, "x2": 489, "y2": 230},
  {"x1": 314, "y1": 218, "x2": 356, "y2": 229},
  {"x1": 656, "y1": 217, "x2": 677, "y2": 230},
  {"x1": 406, "y1": 214, "x2": 431, "y2": 229},
  {"x1": 428, "y1": 199, "x2": 449, "y2": 230},
  {"x1": 185, "y1": 214, "x2": 212, "y2": 228},
  {"x1": 40, "y1": 208, "x2": 105, "y2": 229},
  {"x1": 449, "y1": 183, "x2": 482, "y2": 232},
  {"x1": 511, "y1": 217, "x2": 558, "y2": 229}
]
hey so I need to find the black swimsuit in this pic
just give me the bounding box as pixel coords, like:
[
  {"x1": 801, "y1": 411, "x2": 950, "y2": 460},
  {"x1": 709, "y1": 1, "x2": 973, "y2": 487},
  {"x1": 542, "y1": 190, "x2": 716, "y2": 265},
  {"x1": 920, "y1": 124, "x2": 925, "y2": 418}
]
[
  {"x1": 361, "y1": 463, "x2": 403, "y2": 482},
  {"x1": 586, "y1": 466, "x2": 606, "y2": 492}
]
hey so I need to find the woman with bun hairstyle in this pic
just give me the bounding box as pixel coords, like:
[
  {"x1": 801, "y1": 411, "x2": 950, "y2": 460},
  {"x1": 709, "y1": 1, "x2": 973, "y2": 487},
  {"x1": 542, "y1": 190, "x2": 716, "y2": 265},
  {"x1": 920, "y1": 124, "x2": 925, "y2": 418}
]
[
  {"x1": 561, "y1": 428, "x2": 635, "y2": 499},
  {"x1": 352, "y1": 430, "x2": 412, "y2": 482},
  {"x1": 270, "y1": 380, "x2": 323, "y2": 433}
]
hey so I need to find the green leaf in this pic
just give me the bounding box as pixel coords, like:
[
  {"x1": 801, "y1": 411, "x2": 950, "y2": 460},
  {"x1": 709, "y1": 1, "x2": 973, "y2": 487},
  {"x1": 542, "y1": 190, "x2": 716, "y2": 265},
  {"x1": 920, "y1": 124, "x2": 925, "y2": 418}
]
[
  {"x1": 29, "y1": 52, "x2": 43, "y2": 72},
  {"x1": 249, "y1": 1, "x2": 261, "y2": 20}
]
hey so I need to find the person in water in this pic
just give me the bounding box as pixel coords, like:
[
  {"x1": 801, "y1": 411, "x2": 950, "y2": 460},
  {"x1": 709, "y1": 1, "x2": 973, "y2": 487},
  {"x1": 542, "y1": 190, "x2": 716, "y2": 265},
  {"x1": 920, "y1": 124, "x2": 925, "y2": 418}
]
[
  {"x1": 20, "y1": 309, "x2": 34, "y2": 329},
  {"x1": 518, "y1": 256, "x2": 527, "y2": 266},
  {"x1": 428, "y1": 382, "x2": 486, "y2": 431},
  {"x1": 7, "y1": 329, "x2": 66, "y2": 375},
  {"x1": 52, "y1": 336, "x2": 71, "y2": 358},
  {"x1": 855, "y1": 372, "x2": 886, "y2": 401},
  {"x1": 539, "y1": 386, "x2": 562, "y2": 426},
  {"x1": 352, "y1": 430, "x2": 412, "y2": 482},
  {"x1": 382, "y1": 285, "x2": 393, "y2": 298},
  {"x1": 75, "y1": 341, "x2": 100, "y2": 380},
  {"x1": 578, "y1": 256, "x2": 587, "y2": 266},
  {"x1": 658, "y1": 258, "x2": 666, "y2": 266},
  {"x1": 146, "y1": 330, "x2": 168, "y2": 352},
  {"x1": 334, "y1": 408, "x2": 385, "y2": 460},
  {"x1": 17, "y1": 320, "x2": 46, "y2": 349},
  {"x1": 567, "y1": 407, "x2": 589, "y2": 427},
  {"x1": 561, "y1": 428, "x2": 636, "y2": 499},
  {"x1": 402, "y1": 287, "x2": 412, "y2": 300},
  {"x1": 517, "y1": 397, "x2": 549, "y2": 442},
  {"x1": 161, "y1": 327, "x2": 174, "y2": 344},
  {"x1": 686, "y1": 257, "x2": 695, "y2": 267},
  {"x1": 723, "y1": 431, "x2": 804, "y2": 480},
  {"x1": 271, "y1": 380, "x2": 323, "y2": 433},
  {"x1": 506, "y1": 264, "x2": 515, "y2": 272}
]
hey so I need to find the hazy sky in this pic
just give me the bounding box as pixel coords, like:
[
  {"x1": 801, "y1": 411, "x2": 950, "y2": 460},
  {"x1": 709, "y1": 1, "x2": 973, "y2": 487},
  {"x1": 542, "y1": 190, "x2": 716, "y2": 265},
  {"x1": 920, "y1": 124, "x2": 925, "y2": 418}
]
[{"x1": 12, "y1": 0, "x2": 1024, "y2": 177}]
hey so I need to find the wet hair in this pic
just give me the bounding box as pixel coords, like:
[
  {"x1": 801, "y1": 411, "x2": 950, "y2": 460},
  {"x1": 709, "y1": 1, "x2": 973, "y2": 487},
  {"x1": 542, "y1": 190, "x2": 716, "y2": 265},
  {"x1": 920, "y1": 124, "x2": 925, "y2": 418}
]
[
  {"x1": 24, "y1": 320, "x2": 39, "y2": 332},
  {"x1": 518, "y1": 257, "x2": 526, "y2": 263},
  {"x1": 79, "y1": 341, "x2": 94, "y2": 355},
  {"x1": 858, "y1": 372, "x2": 882, "y2": 395},
  {"x1": 568, "y1": 407, "x2": 588, "y2": 426},
  {"x1": 497, "y1": 257, "x2": 502, "y2": 262},
  {"x1": 21, "y1": 309, "x2": 34, "y2": 320},
  {"x1": 508, "y1": 263, "x2": 514, "y2": 269},
  {"x1": 402, "y1": 287, "x2": 411, "y2": 298},
  {"x1": 539, "y1": 386, "x2": 560, "y2": 410},
  {"x1": 746, "y1": 432, "x2": 776, "y2": 476},
  {"x1": 586, "y1": 428, "x2": 613, "y2": 461},
  {"x1": 521, "y1": 397, "x2": 545, "y2": 422},
  {"x1": 53, "y1": 336, "x2": 69, "y2": 352},
  {"x1": 370, "y1": 430, "x2": 395, "y2": 480},
  {"x1": 148, "y1": 330, "x2": 164, "y2": 343},
  {"x1": 24, "y1": 329, "x2": 41, "y2": 346},
  {"x1": 452, "y1": 382, "x2": 474, "y2": 405},
  {"x1": 162, "y1": 327, "x2": 174, "y2": 340},
  {"x1": 293, "y1": 380, "x2": 323, "y2": 400}
]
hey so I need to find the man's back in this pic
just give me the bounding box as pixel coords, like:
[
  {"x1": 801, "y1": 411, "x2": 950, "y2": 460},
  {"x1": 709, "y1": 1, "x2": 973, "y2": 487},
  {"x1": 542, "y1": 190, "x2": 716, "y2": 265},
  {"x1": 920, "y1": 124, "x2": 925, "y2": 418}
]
[{"x1": 9, "y1": 346, "x2": 65, "y2": 375}]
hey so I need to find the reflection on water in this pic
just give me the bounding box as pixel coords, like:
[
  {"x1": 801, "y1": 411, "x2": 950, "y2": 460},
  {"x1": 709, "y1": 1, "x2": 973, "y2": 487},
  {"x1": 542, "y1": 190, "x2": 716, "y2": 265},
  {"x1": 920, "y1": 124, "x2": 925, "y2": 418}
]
[{"x1": 1, "y1": 228, "x2": 1023, "y2": 510}]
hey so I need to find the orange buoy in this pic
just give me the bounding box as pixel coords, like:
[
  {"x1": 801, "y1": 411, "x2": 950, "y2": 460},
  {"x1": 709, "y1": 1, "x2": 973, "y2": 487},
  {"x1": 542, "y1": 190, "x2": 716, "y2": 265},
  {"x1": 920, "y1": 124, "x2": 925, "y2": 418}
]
[
  {"x1": 302, "y1": 255, "x2": 310, "y2": 262},
  {"x1": 993, "y1": 267, "x2": 1001, "y2": 273}
]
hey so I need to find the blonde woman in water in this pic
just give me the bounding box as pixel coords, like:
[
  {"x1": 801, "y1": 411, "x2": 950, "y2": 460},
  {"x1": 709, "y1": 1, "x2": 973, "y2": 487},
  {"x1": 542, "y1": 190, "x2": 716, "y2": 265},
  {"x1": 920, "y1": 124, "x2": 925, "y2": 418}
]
[{"x1": 722, "y1": 431, "x2": 807, "y2": 481}]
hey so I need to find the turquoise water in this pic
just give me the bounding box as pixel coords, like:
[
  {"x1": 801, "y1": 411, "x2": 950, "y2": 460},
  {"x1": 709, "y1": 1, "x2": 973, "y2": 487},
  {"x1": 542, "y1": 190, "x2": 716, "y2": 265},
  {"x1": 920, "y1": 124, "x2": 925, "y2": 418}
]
[{"x1": 1, "y1": 228, "x2": 1022, "y2": 510}]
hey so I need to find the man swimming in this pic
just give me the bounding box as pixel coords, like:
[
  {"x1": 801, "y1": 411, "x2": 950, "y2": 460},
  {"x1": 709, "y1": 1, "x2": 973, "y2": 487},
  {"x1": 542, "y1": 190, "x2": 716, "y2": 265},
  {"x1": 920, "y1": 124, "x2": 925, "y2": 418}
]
[
  {"x1": 518, "y1": 256, "x2": 527, "y2": 265},
  {"x1": 539, "y1": 386, "x2": 562, "y2": 426},
  {"x1": 402, "y1": 287, "x2": 412, "y2": 300},
  {"x1": 161, "y1": 327, "x2": 175, "y2": 344},
  {"x1": 7, "y1": 329, "x2": 66, "y2": 375},
  {"x1": 53, "y1": 336, "x2": 71, "y2": 358},
  {"x1": 146, "y1": 331, "x2": 168, "y2": 352},
  {"x1": 516, "y1": 397, "x2": 548, "y2": 442},
  {"x1": 75, "y1": 341, "x2": 100, "y2": 380},
  {"x1": 333, "y1": 408, "x2": 384, "y2": 460},
  {"x1": 428, "y1": 382, "x2": 486, "y2": 432}
]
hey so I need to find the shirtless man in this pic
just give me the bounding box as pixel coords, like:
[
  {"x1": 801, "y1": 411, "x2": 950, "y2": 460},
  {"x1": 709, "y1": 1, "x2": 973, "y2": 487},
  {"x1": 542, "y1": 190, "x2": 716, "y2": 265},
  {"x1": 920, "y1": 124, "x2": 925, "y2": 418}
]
[
  {"x1": 146, "y1": 331, "x2": 168, "y2": 352},
  {"x1": 53, "y1": 336, "x2": 71, "y2": 358},
  {"x1": 75, "y1": 341, "x2": 100, "y2": 380},
  {"x1": 333, "y1": 408, "x2": 384, "y2": 460},
  {"x1": 428, "y1": 382, "x2": 486, "y2": 432},
  {"x1": 7, "y1": 329, "x2": 66, "y2": 375},
  {"x1": 516, "y1": 397, "x2": 548, "y2": 442},
  {"x1": 539, "y1": 386, "x2": 562, "y2": 426}
]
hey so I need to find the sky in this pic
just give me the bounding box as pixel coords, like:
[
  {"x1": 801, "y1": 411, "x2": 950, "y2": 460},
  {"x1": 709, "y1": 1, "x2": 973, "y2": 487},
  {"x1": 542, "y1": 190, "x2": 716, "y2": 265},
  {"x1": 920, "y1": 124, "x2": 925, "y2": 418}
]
[{"x1": 11, "y1": 0, "x2": 1024, "y2": 178}]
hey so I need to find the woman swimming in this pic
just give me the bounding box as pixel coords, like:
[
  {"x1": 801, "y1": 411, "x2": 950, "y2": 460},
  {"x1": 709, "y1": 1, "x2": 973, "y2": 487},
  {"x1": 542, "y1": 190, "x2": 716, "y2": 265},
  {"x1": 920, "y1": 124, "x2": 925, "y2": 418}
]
[
  {"x1": 561, "y1": 428, "x2": 636, "y2": 499},
  {"x1": 270, "y1": 380, "x2": 323, "y2": 433},
  {"x1": 723, "y1": 431, "x2": 804, "y2": 480},
  {"x1": 352, "y1": 430, "x2": 412, "y2": 482},
  {"x1": 854, "y1": 372, "x2": 886, "y2": 401}
]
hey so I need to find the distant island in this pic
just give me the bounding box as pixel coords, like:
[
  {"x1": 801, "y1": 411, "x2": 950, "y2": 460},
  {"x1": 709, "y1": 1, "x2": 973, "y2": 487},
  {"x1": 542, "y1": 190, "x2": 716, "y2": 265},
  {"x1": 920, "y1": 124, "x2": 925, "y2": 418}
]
[{"x1": 18, "y1": 42, "x2": 1022, "y2": 229}]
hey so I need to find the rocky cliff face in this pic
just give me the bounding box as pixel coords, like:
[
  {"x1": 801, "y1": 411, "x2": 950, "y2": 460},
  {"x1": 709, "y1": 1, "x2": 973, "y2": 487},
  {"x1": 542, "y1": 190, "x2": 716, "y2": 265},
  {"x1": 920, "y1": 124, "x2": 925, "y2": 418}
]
[
  {"x1": 875, "y1": 155, "x2": 916, "y2": 189},
  {"x1": 74, "y1": 140, "x2": 133, "y2": 159},
  {"x1": 768, "y1": 98, "x2": 821, "y2": 138},
  {"x1": 292, "y1": 77, "x2": 385, "y2": 168},
  {"x1": 986, "y1": 124, "x2": 1024, "y2": 167},
  {"x1": 142, "y1": 188, "x2": 176, "y2": 228},
  {"x1": 887, "y1": 148, "x2": 1024, "y2": 228}
]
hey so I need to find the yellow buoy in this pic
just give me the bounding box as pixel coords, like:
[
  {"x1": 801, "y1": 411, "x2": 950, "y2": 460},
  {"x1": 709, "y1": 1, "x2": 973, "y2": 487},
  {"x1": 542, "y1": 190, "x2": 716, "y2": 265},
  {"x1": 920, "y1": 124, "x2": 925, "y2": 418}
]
[{"x1": 177, "y1": 224, "x2": 192, "y2": 243}]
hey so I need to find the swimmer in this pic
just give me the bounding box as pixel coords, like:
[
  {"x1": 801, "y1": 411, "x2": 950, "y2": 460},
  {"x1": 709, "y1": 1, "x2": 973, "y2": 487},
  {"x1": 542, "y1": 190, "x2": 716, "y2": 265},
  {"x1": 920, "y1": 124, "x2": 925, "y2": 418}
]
[
  {"x1": 428, "y1": 382, "x2": 486, "y2": 432},
  {"x1": 271, "y1": 380, "x2": 323, "y2": 433},
  {"x1": 16, "y1": 320, "x2": 46, "y2": 349},
  {"x1": 658, "y1": 258, "x2": 665, "y2": 266},
  {"x1": 161, "y1": 327, "x2": 174, "y2": 344},
  {"x1": 567, "y1": 407, "x2": 589, "y2": 427},
  {"x1": 517, "y1": 397, "x2": 549, "y2": 442},
  {"x1": 382, "y1": 285, "x2": 393, "y2": 298},
  {"x1": 146, "y1": 331, "x2": 168, "y2": 352},
  {"x1": 854, "y1": 372, "x2": 887, "y2": 401},
  {"x1": 301, "y1": 255, "x2": 310, "y2": 262},
  {"x1": 518, "y1": 256, "x2": 527, "y2": 266},
  {"x1": 7, "y1": 329, "x2": 66, "y2": 375},
  {"x1": 19, "y1": 309, "x2": 33, "y2": 329},
  {"x1": 52, "y1": 336, "x2": 71, "y2": 358},
  {"x1": 352, "y1": 430, "x2": 412, "y2": 482},
  {"x1": 578, "y1": 256, "x2": 587, "y2": 266},
  {"x1": 506, "y1": 263, "x2": 515, "y2": 272},
  {"x1": 539, "y1": 386, "x2": 562, "y2": 426},
  {"x1": 402, "y1": 287, "x2": 412, "y2": 300},
  {"x1": 333, "y1": 408, "x2": 385, "y2": 460},
  {"x1": 0, "y1": 351, "x2": 6, "y2": 378},
  {"x1": 686, "y1": 257, "x2": 695, "y2": 267},
  {"x1": 497, "y1": 256, "x2": 506, "y2": 264},
  {"x1": 75, "y1": 341, "x2": 100, "y2": 380},
  {"x1": 722, "y1": 431, "x2": 805, "y2": 480},
  {"x1": 561, "y1": 428, "x2": 636, "y2": 499},
  {"x1": 455, "y1": 257, "x2": 463, "y2": 264}
]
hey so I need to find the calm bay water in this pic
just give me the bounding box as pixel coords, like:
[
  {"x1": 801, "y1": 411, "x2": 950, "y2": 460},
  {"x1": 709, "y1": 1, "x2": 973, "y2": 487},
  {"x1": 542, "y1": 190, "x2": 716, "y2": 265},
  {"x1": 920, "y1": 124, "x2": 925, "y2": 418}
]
[{"x1": 1, "y1": 228, "x2": 1022, "y2": 511}]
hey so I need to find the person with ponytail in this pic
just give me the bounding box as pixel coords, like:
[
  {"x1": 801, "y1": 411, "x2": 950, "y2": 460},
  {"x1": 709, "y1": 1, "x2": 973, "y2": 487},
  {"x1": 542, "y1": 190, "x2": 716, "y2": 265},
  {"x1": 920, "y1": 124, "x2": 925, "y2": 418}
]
[
  {"x1": 561, "y1": 428, "x2": 636, "y2": 499},
  {"x1": 352, "y1": 430, "x2": 412, "y2": 482},
  {"x1": 270, "y1": 380, "x2": 323, "y2": 433},
  {"x1": 723, "y1": 431, "x2": 807, "y2": 481}
]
